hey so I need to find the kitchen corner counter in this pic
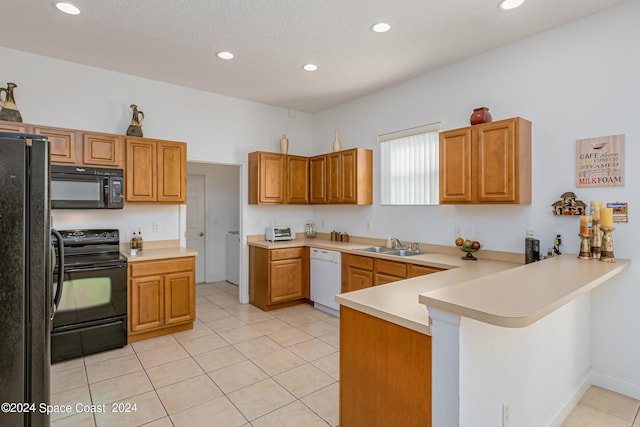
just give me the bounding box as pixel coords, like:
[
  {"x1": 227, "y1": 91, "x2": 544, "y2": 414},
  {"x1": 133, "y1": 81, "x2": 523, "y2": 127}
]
[
  {"x1": 419, "y1": 254, "x2": 630, "y2": 328},
  {"x1": 121, "y1": 246, "x2": 198, "y2": 262}
]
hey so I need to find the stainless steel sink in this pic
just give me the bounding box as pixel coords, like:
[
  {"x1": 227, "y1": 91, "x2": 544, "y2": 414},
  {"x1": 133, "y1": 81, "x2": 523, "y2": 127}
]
[
  {"x1": 357, "y1": 247, "x2": 425, "y2": 257},
  {"x1": 386, "y1": 249, "x2": 423, "y2": 257},
  {"x1": 357, "y1": 246, "x2": 396, "y2": 253}
]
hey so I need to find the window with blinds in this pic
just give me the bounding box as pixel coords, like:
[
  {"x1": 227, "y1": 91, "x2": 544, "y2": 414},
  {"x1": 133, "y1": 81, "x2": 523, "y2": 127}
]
[{"x1": 379, "y1": 122, "x2": 441, "y2": 205}]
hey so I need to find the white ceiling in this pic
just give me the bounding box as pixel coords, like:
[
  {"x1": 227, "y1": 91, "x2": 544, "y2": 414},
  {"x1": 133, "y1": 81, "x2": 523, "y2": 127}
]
[{"x1": 0, "y1": 0, "x2": 629, "y2": 113}]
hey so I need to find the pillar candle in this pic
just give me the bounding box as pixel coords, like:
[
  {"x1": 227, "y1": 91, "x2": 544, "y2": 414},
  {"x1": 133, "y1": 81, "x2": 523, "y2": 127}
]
[
  {"x1": 601, "y1": 208, "x2": 613, "y2": 228},
  {"x1": 591, "y1": 201, "x2": 602, "y2": 220},
  {"x1": 580, "y1": 215, "x2": 592, "y2": 236}
]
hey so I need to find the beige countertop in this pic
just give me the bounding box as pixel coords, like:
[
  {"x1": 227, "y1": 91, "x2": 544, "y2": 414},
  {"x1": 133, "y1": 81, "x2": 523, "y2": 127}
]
[
  {"x1": 120, "y1": 240, "x2": 198, "y2": 263},
  {"x1": 419, "y1": 254, "x2": 630, "y2": 328},
  {"x1": 249, "y1": 236, "x2": 630, "y2": 335}
]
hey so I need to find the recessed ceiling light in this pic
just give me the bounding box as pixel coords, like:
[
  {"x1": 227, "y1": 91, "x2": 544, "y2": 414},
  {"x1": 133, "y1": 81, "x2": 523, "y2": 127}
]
[
  {"x1": 498, "y1": 0, "x2": 525, "y2": 10},
  {"x1": 55, "y1": 2, "x2": 81, "y2": 15},
  {"x1": 303, "y1": 64, "x2": 318, "y2": 72},
  {"x1": 371, "y1": 22, "x2": 391, "y2": 33},
  {"x1": 216, "y1": 51, "x2": 234, "y2": 60}
]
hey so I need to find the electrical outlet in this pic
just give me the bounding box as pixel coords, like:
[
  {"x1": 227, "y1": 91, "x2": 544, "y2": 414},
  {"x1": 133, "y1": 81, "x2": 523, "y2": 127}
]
[
  {"x1": 454, "y1": 226, "x2": 462, "y2": 237},
  {"x1": 367, "y1": 221, "x2": 373, "y2": 231},
  {"x1": 502, "y1": 401, "x2": 511, "y2": 426},
  {"x1": 153, "y1": 222, "x2": 161, "y2": 233}
]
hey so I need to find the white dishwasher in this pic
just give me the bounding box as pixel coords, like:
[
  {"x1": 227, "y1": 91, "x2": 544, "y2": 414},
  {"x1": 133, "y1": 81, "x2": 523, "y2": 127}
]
[{"x1": 310, "y1": 247, "x2": 341, "y2": 317}]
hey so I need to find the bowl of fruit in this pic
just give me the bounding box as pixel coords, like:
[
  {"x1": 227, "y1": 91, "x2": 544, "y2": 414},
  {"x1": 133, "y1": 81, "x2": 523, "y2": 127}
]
[{"x1": 455, "y1": 237, "x2": 482, "y2": 261}]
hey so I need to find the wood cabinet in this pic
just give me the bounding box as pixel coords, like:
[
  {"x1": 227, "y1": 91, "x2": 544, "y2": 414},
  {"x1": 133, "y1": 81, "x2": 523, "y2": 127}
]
[
  {"x1": 248, "y1": 152, "x2": 310, "y2": 205},
  {"x1": 286, "y1": 155, "x2": 309, "y2": 204},
  {"x1": 342, "y1": 254, "x2": 374, "y2": 293},
  {"x1": 374, "y1": 258, "x2": 407, "y2": 286},
  {"x1": 407, "y1": 263, "x2": 444, "y2": 277},
  {"x1": 128, "y1": 256, "x2": 195, "y2": 342},
  {"x1": 0, "y1": 120, "x2": 125, "y2": 167},
  {"x1": 125, "y1": 137, "x2": 187, "y2": 204},
  {"x1": 309, "y1": 154, "x2": 327, "y2": 204},
  {"x1": 327, "y1": 148, "x2": 372, "y2": 205},
  {"x1": 248, "y1": 148, "x2": 372, "y2": 205},
  {"x1": 82, "y1": 132, "x2": 123, "y2": 168},
  {"x1": 249, "y1": 246, "x2": 310, "y2": 311},
  {"x1": 0, "y1": 120, "x2": 27, "y2": 133},
  {"x1": 341, "y1": 306, "x2": 432, "y2": 427},
  {"x1": 342, "y1": 253, "x2": 444, "y2": 292},
  {"x1": 439, "y1": 117, "x2": 531, "y2": 204},
  {"x1": 33, "y1": 126, "x2": 78, "y2": 165}
]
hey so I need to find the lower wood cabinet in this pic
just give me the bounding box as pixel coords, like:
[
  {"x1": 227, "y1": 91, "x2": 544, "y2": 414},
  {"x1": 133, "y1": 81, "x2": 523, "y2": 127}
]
[
  {"x1": 128, "y1": 256, "x2": 195, "y2": 342},
  {"x1": 342, "y1": 254, "x2": 374, "y2": 292},
  {"x1": 343, "y1": 253, "x2": 444, "y2": 292},
  {"x1": 340, "y1": 306, "x2": 432, "y2": 427},
  {"x1": 249, "y1": 246, "x2": 310, "y2": 311}
]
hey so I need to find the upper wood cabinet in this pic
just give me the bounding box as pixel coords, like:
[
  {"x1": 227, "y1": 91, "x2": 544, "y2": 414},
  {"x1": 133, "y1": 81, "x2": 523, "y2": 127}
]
[
  {"x1": 125, "y1": 137, "x2": 186, "y2": 204},
  {"x1": 439, "y1": 117, "x2": 531, "y2": 204},
  {"x1": 33, "y1": 126, "x2": 78, "y2": 165},
  {"x1": 1, "y1": 119, "x2": 127, "y2": 168},
  {"x1": 0, "y1": 120, "x2": 27, "y2": 133},
  {"x1": 309, "y1": 155, "x2": 327, "y2": 204},
  {"x1": 286, "y1": 155, "x2": 309, "y2": 204},
  {"x1": 249, "y1": 148, "x2": 372, "y2": 205},
  {"x1": 248, "y1": 151, "x2": 285, "y2": 204},
  {"x1": 327, "y1": 148, "x2": 373, "y2": 205},
  {"x1": 82, "y1": 132, "x2": 123, "y2": 168}
]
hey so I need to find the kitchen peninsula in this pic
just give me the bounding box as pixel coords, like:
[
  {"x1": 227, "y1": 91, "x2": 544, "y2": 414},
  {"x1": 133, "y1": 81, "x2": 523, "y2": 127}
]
[{"x1": 248, "y1": 235, "x2": 629, "y2": 426}]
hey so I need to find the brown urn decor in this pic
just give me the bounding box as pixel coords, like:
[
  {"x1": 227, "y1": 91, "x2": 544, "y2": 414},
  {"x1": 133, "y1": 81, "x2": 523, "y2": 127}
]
[
  {"x1": 126, "y1": 104, "x2": 145, "y2": 137},
  {"x1": 470, "y1": 107, "x2": 492, "y2": 125},
  {"x1": 0, "y1": 82, "x2": 23, "y2": 123}
]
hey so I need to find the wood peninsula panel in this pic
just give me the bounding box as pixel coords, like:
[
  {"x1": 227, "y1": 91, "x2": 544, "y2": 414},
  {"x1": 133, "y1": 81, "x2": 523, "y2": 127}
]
[{"x1": 340, "y1": 306, "x2": 431, "y2": 427}]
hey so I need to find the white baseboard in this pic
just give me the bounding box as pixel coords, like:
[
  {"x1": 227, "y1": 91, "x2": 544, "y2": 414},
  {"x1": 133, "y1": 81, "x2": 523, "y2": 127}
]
[
  {"x1": 591, "y1": 370, "x2": 640, "y2": 400},
  {"x1": 545, "y1": 371, "x2": 592, "y2": 427}
]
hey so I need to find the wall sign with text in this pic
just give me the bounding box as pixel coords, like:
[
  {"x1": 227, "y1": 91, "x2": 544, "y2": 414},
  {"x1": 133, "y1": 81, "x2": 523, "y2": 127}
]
[{"x1": 576, "y1": 134, "x2": 625, "y2": 188}]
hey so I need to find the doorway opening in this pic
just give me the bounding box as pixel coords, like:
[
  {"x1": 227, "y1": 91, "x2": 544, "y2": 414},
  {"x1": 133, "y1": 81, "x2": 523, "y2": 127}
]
[{"x1": 186, "y1": 161, "x2": 242, "y2": 300}]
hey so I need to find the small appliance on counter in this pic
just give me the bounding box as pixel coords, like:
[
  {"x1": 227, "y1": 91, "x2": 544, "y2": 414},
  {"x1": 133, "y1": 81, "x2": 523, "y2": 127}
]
[{"x1": 265, "y1": 226, "x2": 296, "y2": 242}]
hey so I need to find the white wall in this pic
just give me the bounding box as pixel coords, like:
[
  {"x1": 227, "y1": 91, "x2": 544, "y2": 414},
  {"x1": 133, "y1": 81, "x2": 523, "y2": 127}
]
[
  {"x1": 312, "y1": 0, "x2": 640, "y2": 420},
  {"x1": 1, "y1": 46, "x2": 316, "y2": 301}
]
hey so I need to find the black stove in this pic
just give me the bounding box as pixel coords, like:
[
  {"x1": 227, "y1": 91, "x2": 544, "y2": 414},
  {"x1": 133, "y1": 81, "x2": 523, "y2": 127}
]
[
  {"x1": 51, "y1": 229, "x2": 128, "y2": 362},
  {"x1": 53, "y1": 229, "x2": 127, "y2": 269}
]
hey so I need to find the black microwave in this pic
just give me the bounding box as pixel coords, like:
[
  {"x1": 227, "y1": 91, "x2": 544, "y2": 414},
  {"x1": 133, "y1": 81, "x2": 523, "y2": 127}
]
[{"x1": 51, "y1": 165, "x2": 124, "y2": 209}]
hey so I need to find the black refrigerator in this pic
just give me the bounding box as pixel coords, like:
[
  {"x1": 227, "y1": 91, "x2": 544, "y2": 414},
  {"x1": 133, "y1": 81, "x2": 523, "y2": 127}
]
[{"x1": 0, "y1": 131, "x2": 63, "y2": 427}]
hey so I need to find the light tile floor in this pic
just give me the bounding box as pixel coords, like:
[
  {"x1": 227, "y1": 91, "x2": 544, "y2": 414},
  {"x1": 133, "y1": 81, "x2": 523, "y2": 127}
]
[
  {"x1": 50, "y1": 281, "x2": 339, "y2": 427},
  {"x1": 50, "y1": 281, "x2": 640, "y2": 427},
  {"x1": 562, "y1": 386, "x2": 640, "y2": 427}
]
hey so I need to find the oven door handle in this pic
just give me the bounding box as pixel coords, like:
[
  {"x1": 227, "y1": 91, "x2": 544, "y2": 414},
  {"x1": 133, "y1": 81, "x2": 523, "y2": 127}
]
[
  {"x1": 51, "y1": 229, "x2": 64, "y2": 320},
  {"x1": 63, "y1": 264, "x2": 126, "y2": 273}
]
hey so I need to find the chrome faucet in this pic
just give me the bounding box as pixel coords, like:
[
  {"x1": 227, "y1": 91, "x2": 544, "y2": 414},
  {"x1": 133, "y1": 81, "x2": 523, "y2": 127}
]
[{"x1": 391, "y1": 238, "x2": 405, "y2": 249}]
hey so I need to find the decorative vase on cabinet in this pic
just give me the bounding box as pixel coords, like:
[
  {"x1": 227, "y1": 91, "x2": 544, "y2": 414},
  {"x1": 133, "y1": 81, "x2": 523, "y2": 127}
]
[
  {"x1": 280, "y1": 133, "x2": 289, "y2": 154},
  {"x1": 0, "y1": 82, "x2": 23, "y2": 123},
  {"x1": 470, "y1": 107, "x2": 492, "y2": 125},
  {"x1": 333, "y1": 131, "x2": 341, "y2": 152}
]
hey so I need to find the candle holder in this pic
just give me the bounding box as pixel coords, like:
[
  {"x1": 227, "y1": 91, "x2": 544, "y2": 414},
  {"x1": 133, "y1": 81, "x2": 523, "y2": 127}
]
[
  {"x1": 599, "y1": 227, "x2": 615, "y2": 263},
  {"x1": 590, "y1": 219, "x2": 602, "y2": 259},
  {"x1": 578, "y1": 234, "x2": 592, "y2": 260}
]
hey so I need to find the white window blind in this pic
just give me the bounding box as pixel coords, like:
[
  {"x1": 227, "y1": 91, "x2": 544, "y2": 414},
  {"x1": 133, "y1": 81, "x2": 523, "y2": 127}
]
[{"x1": 379, "y1": 122, "x2": 441, "y2": 205}]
